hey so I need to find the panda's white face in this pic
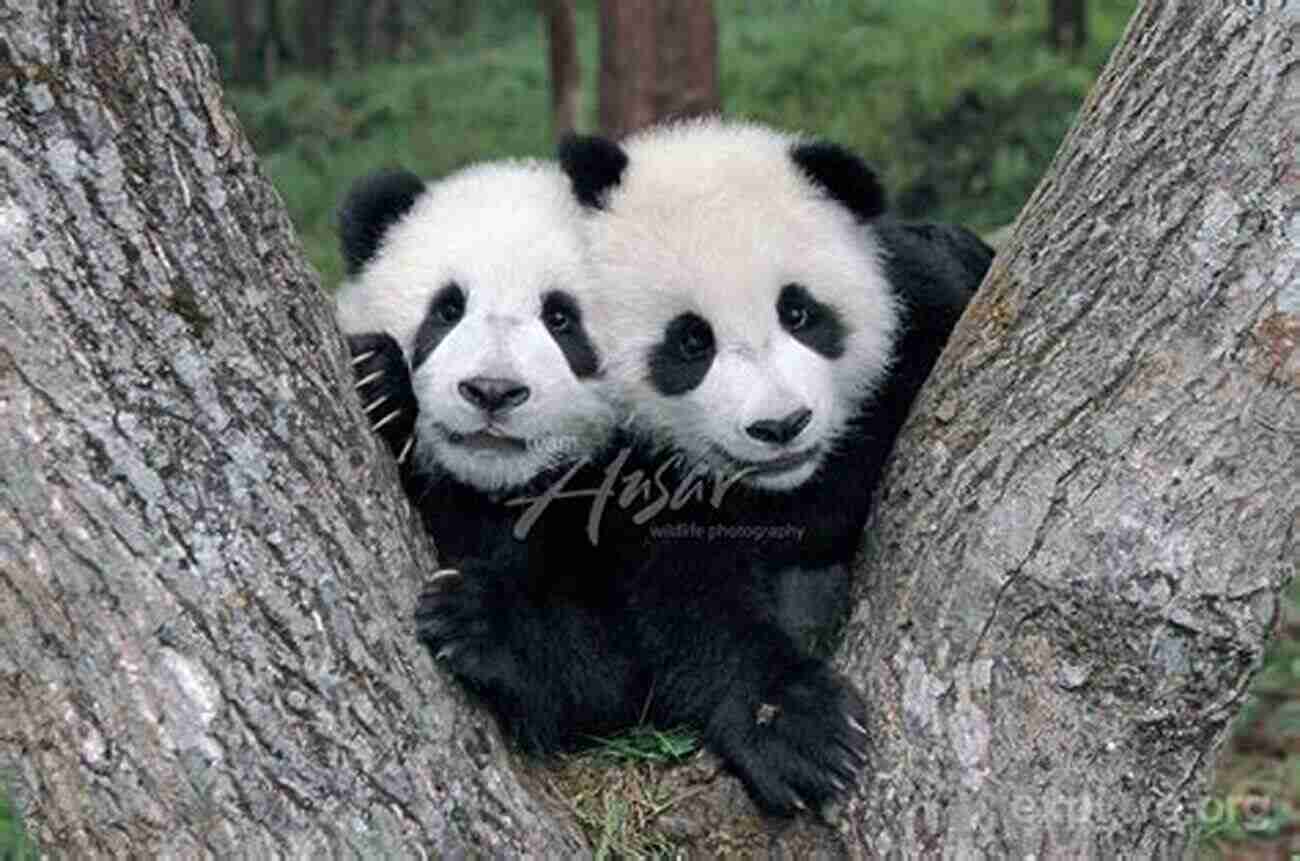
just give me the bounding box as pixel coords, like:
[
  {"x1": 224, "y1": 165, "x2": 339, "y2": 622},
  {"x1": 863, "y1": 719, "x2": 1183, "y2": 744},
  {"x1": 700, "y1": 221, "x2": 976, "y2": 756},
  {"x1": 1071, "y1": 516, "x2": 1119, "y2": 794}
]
[
  {"x1": 336, "y1": 162, "x2": 616, "y2": 493},
  {"x1": 580, "y1": 121, "x2": 898, "y2": 492}
]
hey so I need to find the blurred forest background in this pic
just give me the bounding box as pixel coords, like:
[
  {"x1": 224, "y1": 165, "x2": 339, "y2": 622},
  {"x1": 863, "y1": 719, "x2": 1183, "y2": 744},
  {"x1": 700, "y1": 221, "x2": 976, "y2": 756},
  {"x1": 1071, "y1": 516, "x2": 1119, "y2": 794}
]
[
  {"x1": 92, "y1": 1, "x2": 1288, "y2": 857},
  {"x1": 189, "y1": 0, "x2": 1133, "y2": 285}
]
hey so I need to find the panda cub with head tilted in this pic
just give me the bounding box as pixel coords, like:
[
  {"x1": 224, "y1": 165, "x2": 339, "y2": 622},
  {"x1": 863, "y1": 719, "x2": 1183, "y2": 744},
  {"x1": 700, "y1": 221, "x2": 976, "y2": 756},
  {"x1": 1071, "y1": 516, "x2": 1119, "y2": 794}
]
[
  {"x1": 335, "y1": 160, "x2": 641, "y2": 752},
  {"x1": 560, "y1": 118, "x2": 992, "y2": 815}
]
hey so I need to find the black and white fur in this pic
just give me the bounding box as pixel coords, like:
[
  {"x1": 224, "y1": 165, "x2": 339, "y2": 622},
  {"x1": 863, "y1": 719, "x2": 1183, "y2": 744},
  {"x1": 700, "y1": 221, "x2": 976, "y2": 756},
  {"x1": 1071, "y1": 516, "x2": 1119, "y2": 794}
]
[
  {"x1": 560, "y1": 118, "x2": 992, "y2": 815},
  {"x1": 336, "y1": 161, "x2": 640, "y2": 751}
]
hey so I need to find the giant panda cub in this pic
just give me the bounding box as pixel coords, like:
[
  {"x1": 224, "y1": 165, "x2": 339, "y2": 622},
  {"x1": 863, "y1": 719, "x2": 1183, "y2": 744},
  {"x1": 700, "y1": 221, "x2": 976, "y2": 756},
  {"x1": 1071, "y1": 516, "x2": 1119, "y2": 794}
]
[
  {"x1": 334, "y1": 161, "x2": 640, "y2": 751},
  {"x1": 559, "y1": 118, "x2": 992, "y2": 814}
]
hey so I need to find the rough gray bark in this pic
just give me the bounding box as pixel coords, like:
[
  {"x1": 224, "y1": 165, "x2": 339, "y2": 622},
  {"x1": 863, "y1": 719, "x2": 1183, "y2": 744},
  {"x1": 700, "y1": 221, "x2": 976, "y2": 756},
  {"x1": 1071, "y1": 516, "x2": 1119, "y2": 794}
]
[
  {"x1": 0, "y1": 1, "x2": 582, "y2": 856},
  {"x1": 836, "y1": 1, "x2": 1298, "y2": 856}
]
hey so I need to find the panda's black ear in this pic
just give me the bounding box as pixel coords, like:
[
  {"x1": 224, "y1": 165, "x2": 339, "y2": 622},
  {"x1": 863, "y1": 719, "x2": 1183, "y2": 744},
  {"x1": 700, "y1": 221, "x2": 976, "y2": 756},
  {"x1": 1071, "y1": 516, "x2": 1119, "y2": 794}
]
[
  {"x1": 558, "y1": 134, "x2": 628, "y2": 209},
  {"x1": 338, "y1": 169, "x2": 426, "y2": 275},
  {"x1": 790, "y1": 141, "x2": 886, "y2": 223}
]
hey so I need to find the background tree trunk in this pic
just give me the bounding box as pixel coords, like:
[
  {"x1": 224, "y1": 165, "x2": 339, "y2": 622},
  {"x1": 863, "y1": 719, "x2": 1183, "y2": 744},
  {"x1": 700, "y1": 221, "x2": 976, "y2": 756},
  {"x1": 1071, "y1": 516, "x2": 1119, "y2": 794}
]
[
  {"x1": 227, "y1": 0, "x2": 256, "y2": 84},
  {"x1": 598, "y1": 0, "x2": 720, "y2": 138},
  {"x1": 543, "y1": 0, "x2": 583, "y2": 140},
  {"x1": 259, "y1": 0, "x2": 291, "y2": 86},
  {"x1": 348, "y1": 0, "x2": 372, "y2": 66},
  {"x1": 0, "y1": 2, "x2": 582, "y2": 855},
  {"x1": 367, "y1": 0, "x2": 404, "y2": 64},
  {"x1": 298, "y1": 0, "x2": 338, "y2": 74},
  {"x1": 1048, "y1": 0, "x2": 1088, "y2": 54}
]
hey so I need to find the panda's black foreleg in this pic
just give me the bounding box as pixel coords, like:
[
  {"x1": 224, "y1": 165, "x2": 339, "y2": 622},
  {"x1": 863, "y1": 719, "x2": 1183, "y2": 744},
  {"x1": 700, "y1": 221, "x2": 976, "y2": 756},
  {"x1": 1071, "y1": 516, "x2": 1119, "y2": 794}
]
[
  {"x1": 346, "y1": 332, "x2": 419, "y2": 468},
  {"x1": 631, "y1": 567, "x2": 868, "y2": 816},
  {"x1": 415, "y1": 558, "x2": 640, "y2": 753}
]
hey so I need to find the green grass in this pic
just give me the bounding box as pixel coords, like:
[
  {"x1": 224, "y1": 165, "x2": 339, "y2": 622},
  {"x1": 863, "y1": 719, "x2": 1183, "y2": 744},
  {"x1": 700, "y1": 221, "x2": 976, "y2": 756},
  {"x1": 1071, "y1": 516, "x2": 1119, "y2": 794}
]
[
  {"x1": 225, "y1": 0, "x2": 1138, "y2": 287},
  {"x1": 552, "y1": 726, "x2": 701, "y2": 858}
]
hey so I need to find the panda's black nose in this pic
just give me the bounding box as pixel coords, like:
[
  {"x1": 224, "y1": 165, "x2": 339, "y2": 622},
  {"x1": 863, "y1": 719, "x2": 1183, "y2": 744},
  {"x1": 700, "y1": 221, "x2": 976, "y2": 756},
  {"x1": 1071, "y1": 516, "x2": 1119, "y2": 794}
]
[
  {"x1": 746, "y1": 408, "x2": 812, "y2": 446},
  {"x1": 459, "y1": 377, "x2": 531, "y2": 414}
]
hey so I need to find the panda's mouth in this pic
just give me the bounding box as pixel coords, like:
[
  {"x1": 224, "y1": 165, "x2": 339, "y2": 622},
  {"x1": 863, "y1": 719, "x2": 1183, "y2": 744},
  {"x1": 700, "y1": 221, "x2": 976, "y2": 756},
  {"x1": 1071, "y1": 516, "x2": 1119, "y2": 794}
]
[
  {"x1": 718, "y1": 445, "x2": 822, "y2": 477},
  {"x1": 447, "y1": 428, "x2": 529, "y2": 455}
]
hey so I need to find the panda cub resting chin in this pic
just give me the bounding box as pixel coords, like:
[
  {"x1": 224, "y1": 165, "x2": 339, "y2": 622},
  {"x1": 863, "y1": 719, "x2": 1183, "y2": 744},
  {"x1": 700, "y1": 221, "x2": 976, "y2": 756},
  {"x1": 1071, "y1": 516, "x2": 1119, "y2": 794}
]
[
  {"x1": 560, "y1": 118, "x2": 992, "y2": 815},
  {"x1": 334, "y1": 161, "x2": 640, "y2": 752}
]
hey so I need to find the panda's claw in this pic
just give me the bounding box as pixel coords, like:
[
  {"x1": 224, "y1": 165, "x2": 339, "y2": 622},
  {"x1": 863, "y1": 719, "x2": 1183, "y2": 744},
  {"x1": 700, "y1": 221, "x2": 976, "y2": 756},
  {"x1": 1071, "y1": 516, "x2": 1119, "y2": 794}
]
[
  {"x1": 847, "y1": 715, "x2": 868, "y2": 737},
  {"x1": 397, "y1": 435, "x2": 415, "y2": 465},
  {"x1": 363, "y1": 394, "x2": 390, "y2": 414},
  {"x1": 371, "y1": 409, "x2": 403, "y2": 432},
  {"x1": 354, "y1": 369, "x2": 385, "y2": 390},
  {"x1": 350, "y1": 349, "x2": 377, "y2": 367},
  {"x1": 431, "y1": 568, "x2": 461, "y2": 583}
]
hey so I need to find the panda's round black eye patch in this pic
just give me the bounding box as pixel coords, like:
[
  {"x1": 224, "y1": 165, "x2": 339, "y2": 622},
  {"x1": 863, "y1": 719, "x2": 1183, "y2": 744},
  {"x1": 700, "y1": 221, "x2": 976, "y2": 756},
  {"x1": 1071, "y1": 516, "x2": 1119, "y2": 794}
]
[
  {"x1": 777, "y1": 283, "x2": 846, "y2": 359},
  {"x1": 412, "y1": 282, "x2": 465, "y2": 369},
  {"x1": 648, "y1": 312, "x2": 715, "y2": 396},
  {"x1": 542, "y1": 290, "x2": 600, "y2": 378}
]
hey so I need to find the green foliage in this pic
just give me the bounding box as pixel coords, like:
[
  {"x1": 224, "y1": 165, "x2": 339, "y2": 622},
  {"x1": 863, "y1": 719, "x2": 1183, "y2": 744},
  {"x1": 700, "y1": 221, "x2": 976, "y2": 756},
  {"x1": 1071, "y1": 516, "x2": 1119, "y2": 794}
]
[
  {"x1": 229, "y1": 47, "x2": 558, "y2": 285},
  {"x1": 0, "y1": 787, "x2": 38, "y2": 861},
  {"x1": 222, "y1": 0, "x2": 1137, "y2": 288},
  {"x1": 718, "y1": 0, "x2": 1134, "y2": 231}
]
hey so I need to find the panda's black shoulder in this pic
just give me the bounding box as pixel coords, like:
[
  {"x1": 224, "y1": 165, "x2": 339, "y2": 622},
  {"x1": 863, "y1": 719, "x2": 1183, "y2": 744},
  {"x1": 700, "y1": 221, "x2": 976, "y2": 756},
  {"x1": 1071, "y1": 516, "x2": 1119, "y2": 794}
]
[{"x1": 871, "y1": 217, "x2": 992, "y2": 334}]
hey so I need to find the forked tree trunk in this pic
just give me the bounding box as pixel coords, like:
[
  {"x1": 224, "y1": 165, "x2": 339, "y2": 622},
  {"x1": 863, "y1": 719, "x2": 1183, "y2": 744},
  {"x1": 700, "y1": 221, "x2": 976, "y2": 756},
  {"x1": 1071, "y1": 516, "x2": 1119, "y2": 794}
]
[
  {"x1": 0, "y1": 2, "x2": 582, "y2": 855},
  {"x1": 1, "y1": 0, "x2": 1296, "y2": 857},
  {"x1": 597, "y1": 0, "x2": 720, "y2": 138}
]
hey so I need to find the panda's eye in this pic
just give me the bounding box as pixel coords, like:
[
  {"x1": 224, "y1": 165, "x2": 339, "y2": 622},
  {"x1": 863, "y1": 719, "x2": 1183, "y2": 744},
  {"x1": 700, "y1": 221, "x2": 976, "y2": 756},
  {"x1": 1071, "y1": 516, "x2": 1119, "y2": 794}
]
[
  {"x1": 778, "y1": 289, "x2": 812, "y2": 332},
  {"x1": 541, "y1": 291, "x2": 581, "y2": 335},
  {"x1": 433, "y1": 287, "x2": 464, "y2": 324},
  {"x1": 676, "y1": 317, "x2": 714, "y2": 361},
  {"x1": 544, "y1": 308, "x2": 571, "y2": 333}
]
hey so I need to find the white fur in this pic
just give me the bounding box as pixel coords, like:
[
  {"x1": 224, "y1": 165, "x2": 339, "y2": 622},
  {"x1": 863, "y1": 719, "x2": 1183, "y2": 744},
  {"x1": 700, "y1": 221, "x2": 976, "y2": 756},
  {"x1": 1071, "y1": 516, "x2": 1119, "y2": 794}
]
[
  {"x1": 336, "y1": 160, "x2": 617, "y2": 492},
  {"x1": 581, "y1": 118, "x2": 899, "y2": 491}
]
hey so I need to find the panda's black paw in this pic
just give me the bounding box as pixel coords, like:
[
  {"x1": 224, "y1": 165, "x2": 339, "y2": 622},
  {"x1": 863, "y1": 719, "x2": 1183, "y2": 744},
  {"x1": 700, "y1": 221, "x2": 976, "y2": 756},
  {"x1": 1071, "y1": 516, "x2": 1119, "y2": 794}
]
[
  {"x1": 711, "y1": 660, "x2": 869, "y2": 817},
  {"x1": 414, "y1": 567, "x2": 517, "y2": 692},
  {"x1": 346, "y1": 332, "x2": 417, "y2": 463}
]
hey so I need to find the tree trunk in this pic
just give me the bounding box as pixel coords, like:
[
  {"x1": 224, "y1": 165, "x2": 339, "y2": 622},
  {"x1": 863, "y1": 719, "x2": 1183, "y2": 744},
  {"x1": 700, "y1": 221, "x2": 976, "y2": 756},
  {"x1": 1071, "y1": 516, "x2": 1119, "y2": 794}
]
[
  {"x1": 348, "y1": 0, "x2": 372, "y2": 67},
  {"x1": 1049, "y1": 0, "x2": 1088, "y2": 53},
  {"x1": 0, "y1": 2, "x2": 583, "y2": 856},
  {"x1": 228, "y1": 0, "x2": 256, "y2": 84},
  {"x1": 299, "y1": 0, "x2": 338, "y2": 74},
  {"x1": 832, "y1": 1, "x2": 1297, "y2": 856},
  {"x1": 367, "y1": 0, "x2": 403, "y2": 63},
  {"x1": 598, "y1": 0, "x2": 720, "y2": 139},
  {"x1": 259, "y1": 0, "x2": 290, "y2": 86},
  {"x1": 543, "y1": 0, "x2": 582, "y2": 139}
]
